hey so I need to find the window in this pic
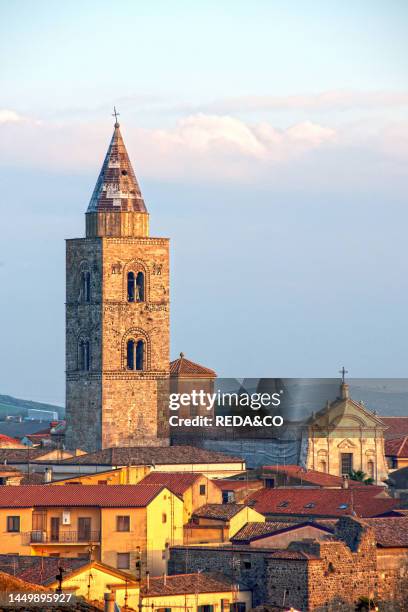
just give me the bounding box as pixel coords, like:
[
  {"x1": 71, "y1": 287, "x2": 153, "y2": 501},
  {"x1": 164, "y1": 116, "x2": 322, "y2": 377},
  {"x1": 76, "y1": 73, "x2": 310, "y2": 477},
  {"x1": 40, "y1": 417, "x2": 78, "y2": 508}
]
[
  {"x1": 127, "y1": 339, "x2": 144, "y2": 371},
  {"x1": 127, "y1": 271, "x2": 145, "y2": 302},
  {"x1": 7, "y1": 516, "x2": 20, "y2": 532},
  {"x1": 116, "y1": 516, "x2": 130, "y2": 532},
  {"x1": 157, "y1": 608, "x2": 172, "y2": 612},
  {"x1": 240, "y1": 554, "x2": 251, "y2": 570},
  {"x1": 318, "y1": 460, "x2": 327, "y2": 473},
  {"x1": 162, "y1": 513, "x2": 167, "y2": 524},
  {"x1": 230, "y1": 604, "x2": 246, "y2": 612},
  {"x1": 278, "y1": 501, "x2": 289, "y2": 508},
  {"x1": 341, "y1": 453, "x2": 353, "y2": 475},
  {"x1": 81, "y1": 271, "x2": 91, "y2": 303},
  {"x1": 78, "y1": 339, "x2": 90, "y2": 371},
  {"x1": 199, "y1": 484, "x2": 206, "y2": 496},
  {"x1": 198, "y1": 607, "x2": 214, "y2": 612},
  {"x1": 264, "y1": 478, "x2": 275, "y2": 489},
  {"x1": 222, "y1": 490, "x2": 235, "y2": 504},
  {"x1": 117, "y1": 552, "x2": 130, "y2": 570},
  {"x1": 367, "y1": 460, "x2": 375, "y2": 479}
]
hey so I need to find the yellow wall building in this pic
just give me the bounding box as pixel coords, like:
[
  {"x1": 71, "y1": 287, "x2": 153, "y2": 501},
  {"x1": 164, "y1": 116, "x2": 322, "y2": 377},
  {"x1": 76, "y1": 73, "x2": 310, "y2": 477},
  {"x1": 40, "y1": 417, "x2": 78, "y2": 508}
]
[{"x1": 0, "y1": 484, "x2": 183, "y2": 576}]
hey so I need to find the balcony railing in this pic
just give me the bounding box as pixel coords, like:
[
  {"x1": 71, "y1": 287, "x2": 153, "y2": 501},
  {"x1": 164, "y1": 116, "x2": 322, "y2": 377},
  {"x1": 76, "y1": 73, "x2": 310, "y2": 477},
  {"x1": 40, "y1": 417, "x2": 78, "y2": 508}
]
[{"x1": 25, "y1": 530, "x2": 101, "y2": 544}]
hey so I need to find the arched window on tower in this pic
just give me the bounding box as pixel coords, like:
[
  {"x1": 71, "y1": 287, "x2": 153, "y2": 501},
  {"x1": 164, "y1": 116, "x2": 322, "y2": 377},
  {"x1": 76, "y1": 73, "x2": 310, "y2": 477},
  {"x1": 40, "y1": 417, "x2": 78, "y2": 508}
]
[
  {"x1": 127, "y1": 271, "x2": 145, "y2": 303},
  {"x1": 126, "y1": 339, "x2": 144, "y2": 371},
  {"x1": 78, "y1": 339, "x2": 90, "y2": 371},
  {"x1": 81, "y1": 271, "x2": 91, "y2": 303}
]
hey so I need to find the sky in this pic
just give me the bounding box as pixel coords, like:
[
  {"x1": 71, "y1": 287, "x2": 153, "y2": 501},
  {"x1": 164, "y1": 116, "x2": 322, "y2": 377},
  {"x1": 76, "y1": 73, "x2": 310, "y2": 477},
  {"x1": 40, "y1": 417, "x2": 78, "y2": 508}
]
[{"x1": 0, "y1": 1, "x2": 408, "y2": 405}]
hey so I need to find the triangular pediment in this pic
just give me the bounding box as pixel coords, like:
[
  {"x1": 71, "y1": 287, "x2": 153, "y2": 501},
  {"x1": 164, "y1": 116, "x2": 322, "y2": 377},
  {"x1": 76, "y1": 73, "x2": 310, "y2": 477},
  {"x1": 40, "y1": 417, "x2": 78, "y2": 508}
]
[
  {"x1": 311, "y1": 392, "x2": 386, "y2": 432},
  {"x1": 337, "y1": 438, "x2": 357, "y2": 449}
]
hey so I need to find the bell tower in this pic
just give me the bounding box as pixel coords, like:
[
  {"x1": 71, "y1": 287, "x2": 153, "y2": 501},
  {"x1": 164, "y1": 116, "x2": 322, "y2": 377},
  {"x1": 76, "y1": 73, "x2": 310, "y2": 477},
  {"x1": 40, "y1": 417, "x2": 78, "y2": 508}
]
[{"x1": 65, "y1": 115, "x2": 170, "y2": 451}]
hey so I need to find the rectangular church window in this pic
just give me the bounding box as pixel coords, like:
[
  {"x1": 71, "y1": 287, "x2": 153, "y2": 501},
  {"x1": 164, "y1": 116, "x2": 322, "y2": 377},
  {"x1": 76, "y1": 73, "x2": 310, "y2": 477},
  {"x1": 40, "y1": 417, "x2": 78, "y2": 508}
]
[{"x1": 341, "y1": 453, "x2": 353, "y2": 475}]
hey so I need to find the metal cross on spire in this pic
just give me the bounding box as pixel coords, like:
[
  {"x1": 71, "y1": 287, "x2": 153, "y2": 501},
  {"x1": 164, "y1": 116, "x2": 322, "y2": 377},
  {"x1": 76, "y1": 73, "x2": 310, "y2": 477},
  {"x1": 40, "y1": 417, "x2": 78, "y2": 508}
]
[
  {"x1": 339, "y1": 366, "x2": 348, "y2": 383},
  {"x1": 112, "y1": 106, "x2": 120, "y2": 127}
]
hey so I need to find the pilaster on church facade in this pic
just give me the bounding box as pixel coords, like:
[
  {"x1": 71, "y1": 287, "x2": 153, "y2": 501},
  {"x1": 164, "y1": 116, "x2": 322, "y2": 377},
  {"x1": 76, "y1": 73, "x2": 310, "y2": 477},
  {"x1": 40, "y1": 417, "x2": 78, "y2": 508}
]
[{"x1": 65, "y1": 120, "x2": 170, "y2": 452}]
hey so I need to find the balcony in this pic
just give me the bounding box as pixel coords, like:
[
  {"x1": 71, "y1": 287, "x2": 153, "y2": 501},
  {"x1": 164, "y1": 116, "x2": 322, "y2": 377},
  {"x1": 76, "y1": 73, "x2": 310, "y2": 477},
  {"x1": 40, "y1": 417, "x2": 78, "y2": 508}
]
[{"x1": 26, "y1": 530, "x2": 101, "y2": 545}]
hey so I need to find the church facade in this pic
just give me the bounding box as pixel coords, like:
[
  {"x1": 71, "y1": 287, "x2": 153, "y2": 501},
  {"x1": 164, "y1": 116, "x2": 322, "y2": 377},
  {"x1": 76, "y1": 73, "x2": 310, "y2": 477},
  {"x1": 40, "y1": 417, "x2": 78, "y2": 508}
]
[{"x1": 65, "y1": 119, "x2": 170, "y2": 451}]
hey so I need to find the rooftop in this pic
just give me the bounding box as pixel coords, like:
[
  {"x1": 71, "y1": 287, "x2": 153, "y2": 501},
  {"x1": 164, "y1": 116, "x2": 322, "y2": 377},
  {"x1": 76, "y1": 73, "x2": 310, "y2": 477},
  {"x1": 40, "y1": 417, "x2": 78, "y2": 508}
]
[
  {"x1": 0, "y1": 484, "x2": 168, "y2": 508},
  {"x1": 381, "y1": 416, "x2": 408, "y2": 440},
  {"x1": 248, "y1": 487, "x2": 398, "y2": 518},
  {"x1": 385, "y1": 436, "x2": 408, "y2": 458},
  {"x1": 193, "y1": 503, "x2": 247, "y2": 521},
  {"x1": 231, "y1": 520, "x2": 335, "y2": 543},
  {"x1": 263, "y1": 465, "x2": 362, "y2": 488},
  {"x1": 170, "y1": 353, "x2": 216, "y2": 378},
  {"x1": 87, "y1": 121, "x2": 147, "y2": 214},
  {"x1": 364, "y1": 517, "x2": 408, "y2": 547},
  {"x1": 141, "y1": 573, "x2": 245, "y2": 597},
  {"x1": 61, "y1": 445, "x2": 243, "y2": 466},
  {"x1": 0, "y1": 555, "x2": 88, "y2": 586},
  {"x1": 138, "y1": 471, "x2": 203, "y2": 495}
]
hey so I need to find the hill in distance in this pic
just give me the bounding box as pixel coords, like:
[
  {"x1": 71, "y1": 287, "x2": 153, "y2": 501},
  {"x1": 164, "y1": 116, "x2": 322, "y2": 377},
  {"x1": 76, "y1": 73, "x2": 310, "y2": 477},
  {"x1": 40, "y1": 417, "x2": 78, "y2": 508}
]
[{"x1": 0, "y1": 394, "x2": 64, "y2": 419}]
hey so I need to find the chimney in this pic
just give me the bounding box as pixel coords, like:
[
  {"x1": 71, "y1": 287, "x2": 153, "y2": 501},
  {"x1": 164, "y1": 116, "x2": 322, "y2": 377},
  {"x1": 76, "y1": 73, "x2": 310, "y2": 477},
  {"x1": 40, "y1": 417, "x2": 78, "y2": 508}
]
[
  {"x1": 104, "y1": 592, "x2": 115, "y2": 612},
  {"x1": 342, "y1": 474, "x2": 349, "y2": 489},
  {"x1": 44, "y1": 467, "x2": 52, "y2": 483}
]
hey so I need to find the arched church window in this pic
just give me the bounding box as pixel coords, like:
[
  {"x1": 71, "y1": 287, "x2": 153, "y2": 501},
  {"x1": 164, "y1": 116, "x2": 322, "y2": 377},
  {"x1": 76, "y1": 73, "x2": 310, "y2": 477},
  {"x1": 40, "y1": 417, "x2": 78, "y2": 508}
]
[
  {"x1": 367, "y1": 460, "x2": 375, "y2": 479},
  {"x1": 78, "y1": 339, "x2": 90, "y2": 371},
  {"x1": 81, "y1": 271, "x2": 91, "y2": 303},
  {"x1": 127, "y1": 271, "x2": 145, "y2": 302},
  {"x1": 127, "y1": 339, "x2": 144, "y2": 371}
]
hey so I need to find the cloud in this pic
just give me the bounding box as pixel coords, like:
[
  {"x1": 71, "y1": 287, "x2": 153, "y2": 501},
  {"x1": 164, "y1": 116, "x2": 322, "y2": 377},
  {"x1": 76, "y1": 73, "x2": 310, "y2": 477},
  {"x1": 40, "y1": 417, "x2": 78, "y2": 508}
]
[
  {"x1": 0, "y1": 109, "x2": 26, "y2": 124},
  {"x1": 0, "y1": 110, "x2": 407, "y2": 192},
  {"x1": 198, "y1": 90, "x2": 408, "y2": 114}
]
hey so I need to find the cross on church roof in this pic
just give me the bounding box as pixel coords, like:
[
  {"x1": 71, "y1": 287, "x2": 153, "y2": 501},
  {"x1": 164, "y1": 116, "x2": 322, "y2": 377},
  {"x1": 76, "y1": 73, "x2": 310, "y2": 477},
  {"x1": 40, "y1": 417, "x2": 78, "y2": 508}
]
[
  {"x1": 112, "y1": 106, "x2": 120, "y2": 127},
  {"x1": 339, "y1": 366, "x2": 348, "y2": 383}
]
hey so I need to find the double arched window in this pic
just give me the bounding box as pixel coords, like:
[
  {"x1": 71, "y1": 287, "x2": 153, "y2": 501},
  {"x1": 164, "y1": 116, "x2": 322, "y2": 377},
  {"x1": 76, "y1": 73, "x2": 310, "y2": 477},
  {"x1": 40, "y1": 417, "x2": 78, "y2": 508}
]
[
  {"x1": 78, "y1": 339, "x2": 90, "y2": 371},
  {"x1": 127, "y1": 339, "x2": 144, "y2": 371},
  {"x1": 81, "y1": 270, "x2": 91, "y2": 303},
  {"x1": 127, "y1": 271, "x2": 144, "y2": 303}
]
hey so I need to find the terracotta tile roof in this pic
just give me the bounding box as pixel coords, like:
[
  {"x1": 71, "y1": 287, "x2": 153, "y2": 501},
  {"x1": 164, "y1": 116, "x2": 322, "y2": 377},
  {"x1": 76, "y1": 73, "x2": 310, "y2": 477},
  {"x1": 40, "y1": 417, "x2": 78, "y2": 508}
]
[
  {"x1": 385, "y1": 436, "x2": 408, "y2": 458},
  {"x1": 20, "y1": 472, "x2": 47, "y2": 485},
  {"x1": 248, "y1": 487, "x2": 399, "y2": 518},
  {"x1": 61, "y1": 445, "x2": 243, "y2": 466},
  {"x1": 0, "y1": 555, "x2": 88, "y2": 586},
  {"x1": 381, "y1": 417, "x2": 408, "y2": 440},
  {"x1": 0, "y1": 448, "x2": 51, "y2": 463},
  {"x1": 170, "y1": 353, "x2": 216, "y2": 378},
  {"x1": 87, "y1": 122, "x2": 147, "y2": 214},
  {"x1": 0, "y1": 433, "x2": 26, "y2": 448},
  {"x1": 263, "y1": 465, "x2": 362, "y2": 488},
  {"x1": 0, "y1": 569, "x2": 49, "y2": 592},
  {"x1": 141, "y1": 573, "x2": 244, "y2": 597},
  {"x1": 139, "y1": 471, "x2": 202, "y2": 495},
  {"x1": 231, "y1": 520, "x2": 335, "y2": 543},
  {"x1": 364, "y1": 517, "x2": 408, "y2": 547},
  {"x1": 0, "y1": 484, "x2": 167, "y2": 508},
  {"x1": 193, "y1": 503, "x2": 246, "y2": 521}
]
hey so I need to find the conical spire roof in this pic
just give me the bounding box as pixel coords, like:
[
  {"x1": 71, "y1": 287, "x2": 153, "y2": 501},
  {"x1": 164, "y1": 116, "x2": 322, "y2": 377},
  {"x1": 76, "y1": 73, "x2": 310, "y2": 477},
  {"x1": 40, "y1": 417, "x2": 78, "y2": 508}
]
[{"x1": 87, "y1": 121, "x2": 147, "y2": 213}]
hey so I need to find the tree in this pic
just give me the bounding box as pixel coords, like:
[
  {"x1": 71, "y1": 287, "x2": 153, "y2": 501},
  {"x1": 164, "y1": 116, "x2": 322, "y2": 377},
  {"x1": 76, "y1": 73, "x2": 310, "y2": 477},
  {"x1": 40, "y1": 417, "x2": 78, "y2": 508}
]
[{"x1": 349, "y1": 469, "x2": 374, "y2": 485}]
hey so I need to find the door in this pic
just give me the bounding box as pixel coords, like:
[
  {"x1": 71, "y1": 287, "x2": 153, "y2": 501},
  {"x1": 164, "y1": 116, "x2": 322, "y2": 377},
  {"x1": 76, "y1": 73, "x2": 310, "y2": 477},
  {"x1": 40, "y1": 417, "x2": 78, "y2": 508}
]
[
  {"x1": 78, "y1": 517, "x2": 91, "y2": 542},
  {"x1": 50, "y1": 517, "x2": 60, "y2": 542}
]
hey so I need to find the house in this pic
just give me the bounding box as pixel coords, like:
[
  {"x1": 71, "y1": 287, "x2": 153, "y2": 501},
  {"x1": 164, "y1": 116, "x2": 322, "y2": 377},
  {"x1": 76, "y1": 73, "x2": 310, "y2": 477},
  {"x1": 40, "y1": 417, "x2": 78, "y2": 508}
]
[
  {"x1": 0, "y1": 555, "x2": 137, "y2": 605},
  {"x1": 0, "y1": 434, "x2": 26, "y2": 449},
  {"x1": 112, "y1": 572, "x2": 252, "y2": 612},
  {"x1": 230, "y1": 520, "x2": 335, "y2": 548},
  {"x1": 385, "y1": 436, "x2": 408, "y2": 470},
  {"x1": 0, "y1": 484, "x2": 183, "y2": 576},
  {"x1": 185, "y1": 503, "x2": 265, "y2": 544},
  {"x1": 247, "y1": 486, "x2": 399, "y2": 520},
  {"x1": 0, "y1": 465, "x2": 24, "y2": 485},
  {"x1": 138, "y1": 472, "x2": 222, "y2": 522}
]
